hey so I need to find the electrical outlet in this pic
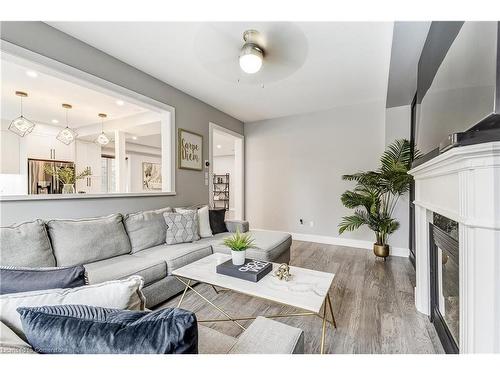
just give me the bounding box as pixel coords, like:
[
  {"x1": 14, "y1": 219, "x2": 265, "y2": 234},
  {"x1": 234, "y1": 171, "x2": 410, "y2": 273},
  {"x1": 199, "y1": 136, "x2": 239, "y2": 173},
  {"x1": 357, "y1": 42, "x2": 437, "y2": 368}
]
[{"x1": 309, "y1": 221, "x2": 314, "y2": 227}]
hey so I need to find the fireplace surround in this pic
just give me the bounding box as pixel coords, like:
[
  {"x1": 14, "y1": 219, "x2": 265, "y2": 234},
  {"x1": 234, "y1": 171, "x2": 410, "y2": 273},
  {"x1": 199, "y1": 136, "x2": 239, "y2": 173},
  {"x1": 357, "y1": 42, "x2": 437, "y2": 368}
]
[{"x1": 409, "y1": 141, "x2": 500, "y2": 353}]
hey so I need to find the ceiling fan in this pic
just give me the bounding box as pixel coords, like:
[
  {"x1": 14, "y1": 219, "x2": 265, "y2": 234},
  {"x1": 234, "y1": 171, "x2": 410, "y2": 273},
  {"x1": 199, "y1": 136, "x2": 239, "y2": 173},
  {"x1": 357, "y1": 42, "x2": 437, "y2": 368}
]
[{"x1": 194, "y1": 23, "x2": 308, "y2": 85}]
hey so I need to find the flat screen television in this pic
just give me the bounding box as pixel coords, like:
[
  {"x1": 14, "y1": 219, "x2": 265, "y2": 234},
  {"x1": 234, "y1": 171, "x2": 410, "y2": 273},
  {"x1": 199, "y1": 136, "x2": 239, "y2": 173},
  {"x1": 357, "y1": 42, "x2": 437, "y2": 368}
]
[{"x1": 416, "y1": 22, "x2": 499, "y2": 155}]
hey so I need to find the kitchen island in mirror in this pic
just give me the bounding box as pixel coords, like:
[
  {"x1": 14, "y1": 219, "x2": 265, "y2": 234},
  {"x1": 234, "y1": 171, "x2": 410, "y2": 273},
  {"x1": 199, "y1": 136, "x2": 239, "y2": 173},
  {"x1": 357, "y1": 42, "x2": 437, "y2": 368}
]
[{"x1": 0, "y1": 48, "x2": 175, "y2": 200}]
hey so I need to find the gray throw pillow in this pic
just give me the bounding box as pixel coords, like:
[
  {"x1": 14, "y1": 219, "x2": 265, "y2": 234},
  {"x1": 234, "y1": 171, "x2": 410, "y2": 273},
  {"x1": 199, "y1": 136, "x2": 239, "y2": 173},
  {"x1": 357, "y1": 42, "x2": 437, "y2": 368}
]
[
  {"x1": 0, "y1": 220, "x2": 55, "y2": 267},
  {"x1": 46, "y1": 214, "x2": 131, "y2": 266},
  {"x1": 18, "y1": 305, "x2": 198, "y2": 354},
  {"x1": 124, "y1": 207, "x2": 172, "y2": 253},
  {"x1": 0, "y1": 265, "x2": 87, "y2": 295},
  {"x1": 163, "y1": 211, "x2": 200, "y2": 245}
]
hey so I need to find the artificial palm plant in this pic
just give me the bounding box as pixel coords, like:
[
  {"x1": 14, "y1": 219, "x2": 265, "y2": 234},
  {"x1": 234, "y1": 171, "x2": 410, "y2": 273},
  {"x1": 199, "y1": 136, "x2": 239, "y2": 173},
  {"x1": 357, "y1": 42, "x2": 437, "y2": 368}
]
[{"x1": 338, "y1": 139, "x2": 420, "y2": 257}]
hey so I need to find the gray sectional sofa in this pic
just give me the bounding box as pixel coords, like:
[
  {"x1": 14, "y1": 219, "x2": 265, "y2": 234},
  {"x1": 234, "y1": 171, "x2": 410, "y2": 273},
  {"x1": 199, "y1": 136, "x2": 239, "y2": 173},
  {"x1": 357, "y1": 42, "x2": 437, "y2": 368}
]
[{"x1": 0, "y1": 208, "x2": 292, "y2": 309}]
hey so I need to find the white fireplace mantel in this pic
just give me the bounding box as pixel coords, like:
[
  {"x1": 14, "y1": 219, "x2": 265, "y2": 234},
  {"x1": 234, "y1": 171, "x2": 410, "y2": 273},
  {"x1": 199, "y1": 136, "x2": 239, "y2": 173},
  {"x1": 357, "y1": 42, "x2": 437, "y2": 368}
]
[{"x1": 409, "y1": 141, "x2": 500, "y2": 353}]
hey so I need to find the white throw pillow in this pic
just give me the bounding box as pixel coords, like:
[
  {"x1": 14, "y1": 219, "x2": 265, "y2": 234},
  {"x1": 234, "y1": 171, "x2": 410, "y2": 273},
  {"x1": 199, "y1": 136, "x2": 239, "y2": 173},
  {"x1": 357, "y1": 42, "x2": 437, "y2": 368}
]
[
  {"x1": 176, "y1": 206, "x2": 213, "y2": 238},
  {"x1": 197, "y1": 206, "x2": 213, "y2": 238},
  {"x1": 0, "y1": 276, "x2": 145, "y2": 340}
]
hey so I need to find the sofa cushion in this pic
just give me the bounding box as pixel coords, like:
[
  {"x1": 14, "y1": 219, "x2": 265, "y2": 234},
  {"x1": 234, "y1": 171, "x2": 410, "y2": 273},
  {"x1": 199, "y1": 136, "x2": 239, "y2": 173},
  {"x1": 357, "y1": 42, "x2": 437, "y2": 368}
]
[
  {"x1": 84, "y1": 255, "x2": 166, "y2": 286},
  {"x1": 208, "y1": 230, "x2": 292, "y2": 262},
  {"x1": 0, "y1": 321, "x2": 36, "y2": 354},
  {"x1": 134, "y1": 242, "x2": 212, "y2": 274},
  {"x1": 0, "y1": 276, "x2": 145, "y2": 340},
  {"x1": 197, "y1": 325, "x2": 237, "y2": 354},
  {"x1": 0, "y1": 220, "x2": 55, "y2": 267},
  {"x1": 163, "y1": 211, "x2": 200, "y2": 244},
  {"x1": 46, "y1": 214, "x2": 131, "y2": 266},
  {"x1": 228, "y1": 316, "x2": 304, "y2": 354},
  {"x1": 0, "y1": 265, "x2": 87, "y2": 295},
  {"x1": 124, "y1": 207, "x2": 172, "y2": 253},
  {"x1": 18, "y1": 305, "x2": 198, "y2": 354}
]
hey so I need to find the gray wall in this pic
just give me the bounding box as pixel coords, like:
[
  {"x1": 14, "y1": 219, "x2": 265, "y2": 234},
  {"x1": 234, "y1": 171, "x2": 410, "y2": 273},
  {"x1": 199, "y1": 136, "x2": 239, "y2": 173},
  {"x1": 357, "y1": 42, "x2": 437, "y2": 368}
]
[
  {"x1": 244, "y1": 101, "x2": 385, "y2": 243},
  {"x1": 384, "y1": 105, "x2": 411, "y2": 249},
  {"x1": 0, "y1": 22, "x2": 243, "y2": 225}
]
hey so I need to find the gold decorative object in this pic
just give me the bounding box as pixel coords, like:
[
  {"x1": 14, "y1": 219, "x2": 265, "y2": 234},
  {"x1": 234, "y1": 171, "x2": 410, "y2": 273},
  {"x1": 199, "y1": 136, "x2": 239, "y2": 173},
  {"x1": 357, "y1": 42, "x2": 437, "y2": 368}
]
[
  {"x1": 373, "y1": 243, "x2": 389, "y2": 260},
  {"x1": 273, "y1": 263, "x2": 292, "y2": 281}
]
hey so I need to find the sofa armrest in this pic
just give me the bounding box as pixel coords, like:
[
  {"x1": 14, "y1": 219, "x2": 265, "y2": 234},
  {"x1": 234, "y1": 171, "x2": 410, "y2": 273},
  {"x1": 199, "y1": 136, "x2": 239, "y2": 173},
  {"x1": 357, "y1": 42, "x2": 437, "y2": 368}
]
[
  {"x1": 228, "y1": 317, "x2": 304, "y2": 354},
  {"x1": 225, "y1": 220, "x2": 249, "y2": 233}
]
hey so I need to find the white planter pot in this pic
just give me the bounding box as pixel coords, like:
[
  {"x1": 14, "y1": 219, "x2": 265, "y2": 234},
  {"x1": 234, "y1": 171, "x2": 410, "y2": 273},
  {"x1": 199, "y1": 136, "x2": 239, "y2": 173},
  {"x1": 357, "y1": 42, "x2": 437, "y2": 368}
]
[{"x1": 231, "y1": 250, "x2": 246, "y2": 266}]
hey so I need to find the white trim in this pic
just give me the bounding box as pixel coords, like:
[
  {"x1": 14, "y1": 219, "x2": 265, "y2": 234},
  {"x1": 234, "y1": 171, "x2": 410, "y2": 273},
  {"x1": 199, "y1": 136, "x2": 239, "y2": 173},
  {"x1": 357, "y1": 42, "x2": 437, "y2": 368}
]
[
  {"x1": 209, "y1": 122, "x2": 244, "y2": 220},
  {"x1": 252, "y1": 228, "x2": 409, "y2": 257},
  {"x1": 0, "y1": 191, "x2": 176, "y2": 201},
  {"x1": 409, "y1": 141, "x2": 500, "y2": 353},
  {"x1": 0, "y1": 41, "x2": 177, "y2": 200}
]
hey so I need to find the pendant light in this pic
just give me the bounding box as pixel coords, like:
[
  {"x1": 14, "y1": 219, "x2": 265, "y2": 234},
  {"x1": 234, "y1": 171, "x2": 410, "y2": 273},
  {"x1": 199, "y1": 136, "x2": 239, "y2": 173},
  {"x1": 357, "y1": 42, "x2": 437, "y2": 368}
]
[
  {"x1": 94, "y1": 113, "x2": 110, "y2": 146},
  {"x1": 56, "y1": 103, "x2": 78, "y2": 145},
  {"x1": 9, "y1": 91, "x2": 36, "y2": 137}
]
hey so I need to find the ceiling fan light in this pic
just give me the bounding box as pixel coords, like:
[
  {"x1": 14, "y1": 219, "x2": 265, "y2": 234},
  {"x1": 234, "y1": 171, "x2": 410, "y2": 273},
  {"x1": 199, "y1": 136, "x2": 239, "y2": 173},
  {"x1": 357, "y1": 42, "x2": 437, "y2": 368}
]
[
  {"x1": 239, "y1": 44, "x2": 263, "y2": 74},
  {"x1": 95, "y1": 132, "x2": 110, "y2": 146}
]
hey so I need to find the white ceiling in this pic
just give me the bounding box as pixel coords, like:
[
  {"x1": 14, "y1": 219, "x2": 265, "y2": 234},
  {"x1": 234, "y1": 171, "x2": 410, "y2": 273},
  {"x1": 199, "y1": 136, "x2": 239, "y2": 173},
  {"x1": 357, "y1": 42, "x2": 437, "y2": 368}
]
[{"x1": 47, "y1": 22, "x2": 394, "y2": 123}]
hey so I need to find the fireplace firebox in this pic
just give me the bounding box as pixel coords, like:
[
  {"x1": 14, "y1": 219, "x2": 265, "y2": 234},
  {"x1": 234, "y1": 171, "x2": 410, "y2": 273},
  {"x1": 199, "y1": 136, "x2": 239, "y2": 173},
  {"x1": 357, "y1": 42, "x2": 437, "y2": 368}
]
[{"x1": 429, "y1": 213, "x2": 459, "y2": 353}]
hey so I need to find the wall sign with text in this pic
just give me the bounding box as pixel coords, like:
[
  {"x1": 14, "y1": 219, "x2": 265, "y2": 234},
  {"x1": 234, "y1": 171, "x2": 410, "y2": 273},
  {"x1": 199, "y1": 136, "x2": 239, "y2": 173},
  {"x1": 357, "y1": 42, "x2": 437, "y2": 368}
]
[{"x1": 178, "y1": 128, "x2": 203, "y2": 171}]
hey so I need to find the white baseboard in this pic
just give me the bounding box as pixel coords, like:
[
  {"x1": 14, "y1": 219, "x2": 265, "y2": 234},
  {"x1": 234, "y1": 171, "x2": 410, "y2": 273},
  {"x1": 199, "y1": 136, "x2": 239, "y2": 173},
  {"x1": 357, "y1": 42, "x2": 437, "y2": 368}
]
[{"x1": 252, "y1": 228, "x2": 409, "y2": 257}]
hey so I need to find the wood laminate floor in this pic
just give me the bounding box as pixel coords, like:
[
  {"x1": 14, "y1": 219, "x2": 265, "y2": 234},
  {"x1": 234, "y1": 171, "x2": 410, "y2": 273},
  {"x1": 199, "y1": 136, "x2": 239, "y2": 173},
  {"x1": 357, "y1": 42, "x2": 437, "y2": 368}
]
[{"x1": 158, "y1": 240, "x2": 444, "y2": 354}]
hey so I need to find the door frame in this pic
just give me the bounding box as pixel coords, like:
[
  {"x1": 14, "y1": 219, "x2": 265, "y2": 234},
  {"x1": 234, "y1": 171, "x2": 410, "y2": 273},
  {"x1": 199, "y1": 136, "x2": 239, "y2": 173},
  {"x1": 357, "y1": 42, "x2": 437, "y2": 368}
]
[{"x1": 208, "y1": 122, "x2": 244, "y2": 220}]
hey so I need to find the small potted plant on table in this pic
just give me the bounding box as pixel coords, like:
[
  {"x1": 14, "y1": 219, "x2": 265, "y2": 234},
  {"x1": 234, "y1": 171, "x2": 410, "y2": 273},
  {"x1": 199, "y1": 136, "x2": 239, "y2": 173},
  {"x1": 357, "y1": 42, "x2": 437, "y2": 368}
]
[{"x1": 223, "y1": 230, "x2": 255, "y2": 266}]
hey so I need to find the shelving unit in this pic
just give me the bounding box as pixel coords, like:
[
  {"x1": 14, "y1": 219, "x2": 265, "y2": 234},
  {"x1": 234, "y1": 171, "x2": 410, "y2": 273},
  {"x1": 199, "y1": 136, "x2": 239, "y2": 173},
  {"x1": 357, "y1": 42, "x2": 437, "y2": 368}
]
[{"x1": 212, "y1": 173, "x2": 230, "y2": 210}]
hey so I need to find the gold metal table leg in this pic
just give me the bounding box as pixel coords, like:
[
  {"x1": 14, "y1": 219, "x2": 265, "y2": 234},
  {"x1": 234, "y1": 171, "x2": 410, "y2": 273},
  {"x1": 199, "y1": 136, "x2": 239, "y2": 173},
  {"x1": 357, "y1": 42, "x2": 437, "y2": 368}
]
[
  {"x1": 326, "y1": 293, "x2": 337, "y2": 329},
  {"x1": 174, "y1": 276, "x2": 246, "y2": 331},
  {"x1": 320, "y1": 301, "x2": 327, "y2": 354},
  {"x1": 174, "y1": 277, "x2": 337, "y2": 353},
  {"x1": 177, "y1": 279, "x2": 191, "y2": 308},
  {"x1": 197, "y1": 311, "x2": 317, "y2": 323}
]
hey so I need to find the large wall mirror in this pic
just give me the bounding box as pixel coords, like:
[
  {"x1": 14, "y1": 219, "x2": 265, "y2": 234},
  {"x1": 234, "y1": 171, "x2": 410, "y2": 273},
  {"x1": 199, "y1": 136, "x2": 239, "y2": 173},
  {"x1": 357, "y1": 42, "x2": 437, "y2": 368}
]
[{"x1": 0, "y1": 45, "x2": 175, "y2": 200}]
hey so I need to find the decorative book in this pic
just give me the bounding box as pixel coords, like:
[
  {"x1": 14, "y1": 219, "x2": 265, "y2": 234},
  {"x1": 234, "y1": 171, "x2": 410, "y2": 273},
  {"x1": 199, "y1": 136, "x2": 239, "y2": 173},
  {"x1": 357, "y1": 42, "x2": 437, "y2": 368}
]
[{"x1": 216, "y1": 259, "x2": 272, "y2": 282}]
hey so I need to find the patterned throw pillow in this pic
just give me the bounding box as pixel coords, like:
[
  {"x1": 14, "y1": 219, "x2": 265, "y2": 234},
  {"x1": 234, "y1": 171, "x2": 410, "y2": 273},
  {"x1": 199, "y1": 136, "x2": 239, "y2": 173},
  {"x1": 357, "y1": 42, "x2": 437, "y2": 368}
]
[{"x1": 163, "y1": 211, "x2": 200, "y2": 244}]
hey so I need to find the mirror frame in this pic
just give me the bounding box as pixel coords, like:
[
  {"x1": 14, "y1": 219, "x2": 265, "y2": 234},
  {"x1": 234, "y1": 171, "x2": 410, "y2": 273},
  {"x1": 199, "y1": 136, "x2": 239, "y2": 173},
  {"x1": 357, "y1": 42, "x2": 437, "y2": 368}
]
[{"x1": 0, "y1": 41, "x2": 176, "y2": 201}]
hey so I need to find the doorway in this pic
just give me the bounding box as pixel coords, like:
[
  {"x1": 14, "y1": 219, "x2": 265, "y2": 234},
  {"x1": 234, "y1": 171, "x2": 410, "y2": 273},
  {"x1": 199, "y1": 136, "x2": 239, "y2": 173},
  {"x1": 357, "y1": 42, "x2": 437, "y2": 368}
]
[{"x1": 209, "y1": 123, "x2": 244, "y2": 220}]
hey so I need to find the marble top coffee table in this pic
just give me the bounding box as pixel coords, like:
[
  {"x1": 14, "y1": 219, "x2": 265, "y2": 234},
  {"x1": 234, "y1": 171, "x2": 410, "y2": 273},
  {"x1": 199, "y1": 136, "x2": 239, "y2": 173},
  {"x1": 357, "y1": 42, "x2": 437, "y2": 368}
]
[{"x1": 172, "y1": 253, "x2": 336, "y2": 354}]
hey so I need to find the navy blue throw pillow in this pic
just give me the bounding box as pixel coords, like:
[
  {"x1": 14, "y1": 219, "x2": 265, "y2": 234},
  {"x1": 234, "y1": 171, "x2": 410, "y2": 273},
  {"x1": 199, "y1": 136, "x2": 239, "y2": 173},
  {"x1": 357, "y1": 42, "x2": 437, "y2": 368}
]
[
  {"x1": 17, "y1": 305, "x2": 198, "y2": 354},
  {"x1": 0, "y1": 265, "x2": 87, "y2": 295}
]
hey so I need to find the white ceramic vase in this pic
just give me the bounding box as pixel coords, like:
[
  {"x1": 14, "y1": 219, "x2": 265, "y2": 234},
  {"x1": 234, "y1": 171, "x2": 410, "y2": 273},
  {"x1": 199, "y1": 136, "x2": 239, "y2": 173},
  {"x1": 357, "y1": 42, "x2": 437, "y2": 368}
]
[{"x1": 231, "y1": 250, "x2": 246, "y2": 266}]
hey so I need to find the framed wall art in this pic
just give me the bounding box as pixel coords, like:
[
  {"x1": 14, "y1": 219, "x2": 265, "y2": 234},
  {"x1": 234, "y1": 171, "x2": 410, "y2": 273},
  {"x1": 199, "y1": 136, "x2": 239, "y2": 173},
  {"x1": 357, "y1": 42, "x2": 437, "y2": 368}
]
[
  {"x1": 178, "y1": 128, "x2": 203, "y2": 171},
  {"x1": 142, "y1": 162, "x2": 162, "y2": 190}
]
